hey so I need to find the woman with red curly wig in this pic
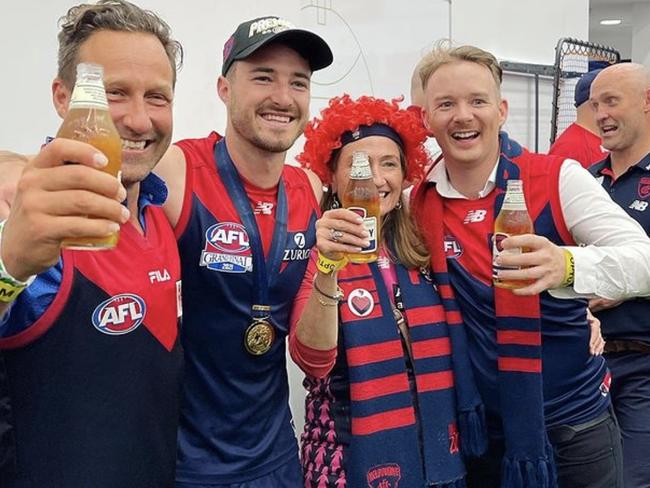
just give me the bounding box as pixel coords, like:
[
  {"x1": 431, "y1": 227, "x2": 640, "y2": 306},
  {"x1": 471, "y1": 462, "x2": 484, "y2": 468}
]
[{"x1": 288, "y1": 95, "x2": 487, "y2": 487}]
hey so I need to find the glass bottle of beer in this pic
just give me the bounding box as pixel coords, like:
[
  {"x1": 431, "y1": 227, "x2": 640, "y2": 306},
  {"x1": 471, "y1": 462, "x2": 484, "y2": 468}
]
[
  {"x1": 492, "y1": 179, "x2": 533, "y2": 289},
  {"x1": 57, "y1": 62, "x2": 122, "y2": 250},
  {"x1": 341, "y1": 151, "x2": 380, "y2": 263}
]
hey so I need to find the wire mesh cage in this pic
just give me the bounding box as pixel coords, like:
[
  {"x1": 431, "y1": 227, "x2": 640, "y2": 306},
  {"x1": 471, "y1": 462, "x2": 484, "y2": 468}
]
[{"x1": 550, "y1": 38, "x2": 620, "y2": 144}]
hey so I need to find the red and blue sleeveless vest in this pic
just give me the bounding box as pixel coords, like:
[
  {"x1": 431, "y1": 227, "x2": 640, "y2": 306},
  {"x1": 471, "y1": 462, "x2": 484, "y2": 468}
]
[{"x1": 174, "y1": 132, "x2": 319, "y2": 483}]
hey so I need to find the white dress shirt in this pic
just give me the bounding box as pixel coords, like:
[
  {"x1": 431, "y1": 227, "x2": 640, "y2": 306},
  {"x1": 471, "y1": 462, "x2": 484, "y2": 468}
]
[{"x1": 427, "y1": 157, "x2": 650, "y2": 300}]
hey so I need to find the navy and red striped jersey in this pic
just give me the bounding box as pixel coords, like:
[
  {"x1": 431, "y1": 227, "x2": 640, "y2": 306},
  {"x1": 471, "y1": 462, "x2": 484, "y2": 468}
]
[
  {"x1": 174, "y1": 133, "x2": 319, "y2": 484},
  {"x1": 0, "y1": 195, "x2": 183, "y2": 488},
  {"x1": 418, "y1": 152, "x2": 610, "y2": 434}
]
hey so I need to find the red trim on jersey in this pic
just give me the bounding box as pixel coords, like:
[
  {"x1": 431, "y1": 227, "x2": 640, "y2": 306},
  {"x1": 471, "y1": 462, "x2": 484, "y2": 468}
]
[
  {"x1": 411, "y1": 337, "x2": 451, "y2": 359},
  {"x1": 497, "y1": 330, "x2": 541, "y2": 346},
  {"x1": 0, "y1": 253, "x2": 76, "y2": 350},
  {"x1": 80, "y1": 210, "x2": 180, "y2": 351},
  {"x1": 415, "y1": 371, "x2": 454, "y2": 392},
  {"x1": 174, "y1": 132, "x2": 223, "y2": 239},
  {"x1": 498, "y1": 357, "x2": 542, "y2": 373},
  {"x1": 351, "y1": 407, "x2": 416, "y2": 436},
  {"x1": 347, "y1": 340, "x2": 404, "y2": 367},
  {"x1": 349, "y1": 373, "x2": 409, "y2": 401},
  {"x1": 405, "y1": 305, "x2": 445, "y2": 326}
]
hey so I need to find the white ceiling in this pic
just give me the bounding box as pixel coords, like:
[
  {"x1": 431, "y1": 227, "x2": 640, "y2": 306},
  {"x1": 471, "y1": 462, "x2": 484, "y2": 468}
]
[
  {"x1": 591, "y1": 0, "x2": 650, "y2": 5},
  {"x1": 589, "y1": 0, "x2": 642, "y2": 59}
]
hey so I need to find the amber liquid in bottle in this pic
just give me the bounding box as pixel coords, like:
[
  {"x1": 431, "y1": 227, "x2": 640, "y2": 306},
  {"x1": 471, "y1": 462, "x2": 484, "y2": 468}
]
[
  {"x1": 492, "y1": 179, "x2": 534, "y2": 289},
  {"x1": 341, "y1": 151, "x2": 380, "y2": 263},
  {"x1": 58, "y1": 63, "x2": 122, "y2": 250}
]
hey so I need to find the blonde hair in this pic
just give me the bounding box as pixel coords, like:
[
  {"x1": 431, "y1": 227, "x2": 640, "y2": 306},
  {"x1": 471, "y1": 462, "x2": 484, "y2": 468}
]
[{"x1": 418, "y1": 42, "x2": 502, "y2": 95}]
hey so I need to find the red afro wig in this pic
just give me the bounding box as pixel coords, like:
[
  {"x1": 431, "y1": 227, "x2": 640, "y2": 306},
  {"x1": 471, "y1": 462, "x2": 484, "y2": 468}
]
[{"x1": 296, "y1": 94, "x2": 430, "y2": 185}]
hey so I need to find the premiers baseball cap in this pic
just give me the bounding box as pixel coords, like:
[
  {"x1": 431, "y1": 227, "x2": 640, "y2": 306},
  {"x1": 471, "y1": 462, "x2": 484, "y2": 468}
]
[
  {"x1": 221, "y1": 16, "x2": 333, "y2": 75},
  {"x1": 574, "y1": 68, "x2": 603, "y2": 107}
]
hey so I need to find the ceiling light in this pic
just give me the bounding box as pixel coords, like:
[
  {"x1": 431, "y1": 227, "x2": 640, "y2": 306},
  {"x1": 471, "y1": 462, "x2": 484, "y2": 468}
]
[{"x1": 600, "y1": 19, "x2": 622, "y2": 26}]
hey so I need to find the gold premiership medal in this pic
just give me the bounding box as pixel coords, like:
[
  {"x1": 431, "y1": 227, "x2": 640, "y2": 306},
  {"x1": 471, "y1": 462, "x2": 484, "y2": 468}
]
[{"x1": 244, "y1": 319, "x2": 275, "y2": 355}]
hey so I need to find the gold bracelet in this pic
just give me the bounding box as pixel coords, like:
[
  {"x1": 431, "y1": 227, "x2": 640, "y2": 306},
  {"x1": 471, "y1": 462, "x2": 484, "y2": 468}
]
[
  {"x1": 313, "y1": 280, "x2": 344, "y2": 302},
  {"x1": 316, "y1": 294, "x2": 338, "y2": 307},
  {"x1": 559, "y1": 249, "x2": 575, "y2": 288},
  {"x1": 316, "y1": 252, "x2": 347, "y2": 275}
]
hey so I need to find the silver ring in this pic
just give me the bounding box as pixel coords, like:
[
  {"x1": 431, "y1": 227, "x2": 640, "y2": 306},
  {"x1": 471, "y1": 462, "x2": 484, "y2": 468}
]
[{"x1": 329, "y1": 228, "x2": 344, "y2": 242}]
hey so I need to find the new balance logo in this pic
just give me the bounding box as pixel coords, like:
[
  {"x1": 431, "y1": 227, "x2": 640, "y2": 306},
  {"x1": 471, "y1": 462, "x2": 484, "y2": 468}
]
[
  {"x1": 629, "y1": 200, "x2": 648, "y2": 212},
  {"x1": 254, "y1": 202, "x2": 274, "y2": 215},
  {"x1": 463, "y1": 209, "x2": 487, "y2": 223}
]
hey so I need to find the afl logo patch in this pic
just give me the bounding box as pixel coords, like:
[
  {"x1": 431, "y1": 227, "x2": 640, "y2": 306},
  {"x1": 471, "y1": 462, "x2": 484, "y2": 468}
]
[
  {"x1": 206, "y1": 222, "x2": 250, "y2": 253},
  {"x1": 347, "y1": 288, "x2": 374, "y2": 317},
  {"x1": 91, "y1": 294, "x2": 146, "y2": 335},
  {"x1": 443, "y1": 235, "x2": 463, "y2": 259},
  {"x1": 200, "y1": 222, "x2": 253, "y2": 273}
]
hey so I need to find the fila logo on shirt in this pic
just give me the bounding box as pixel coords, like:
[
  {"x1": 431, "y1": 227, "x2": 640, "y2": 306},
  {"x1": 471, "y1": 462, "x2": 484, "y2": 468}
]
[
  {"x1": 148, "y1": 268, "x2": 171, "y2": 283},
  {"x1": 463, "y1": 209, "x2": 487, "y2": 224}
]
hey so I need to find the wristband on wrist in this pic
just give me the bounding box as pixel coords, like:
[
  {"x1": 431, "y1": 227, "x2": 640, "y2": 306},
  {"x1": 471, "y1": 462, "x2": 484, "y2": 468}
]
[
  {"x1": 316, "y1": 252, "x2": 347, "y2": 275},
  {"x1": 559, "y1": 249, "x2": 575, "y2": 288},
  {"x1": 0, "y1": 219, "x2": 36, "y2": 303}
]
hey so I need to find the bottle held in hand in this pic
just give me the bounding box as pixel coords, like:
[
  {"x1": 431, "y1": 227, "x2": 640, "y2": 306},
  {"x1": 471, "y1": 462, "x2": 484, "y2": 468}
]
[
  {"x1": 57, "y1": 62, "x2": 122, "y2": 250},
  {"x1": 493, "y1": 179, "x2": 533, "y2": 289},
  {"x1": 341, "y1": 151, "x2": 380, "y2": 263}
]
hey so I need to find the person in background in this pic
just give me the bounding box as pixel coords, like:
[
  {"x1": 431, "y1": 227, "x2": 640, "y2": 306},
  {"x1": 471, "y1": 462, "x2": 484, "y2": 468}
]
[
  {"x1": 290, "y1": 94, "x2": 485, "y2": 487},
  {"x1": 413, "y1": 43, "x2": 650, "y2": 487},
  {"x1": 589, "y1": 62, "x2": 650, "y2": 488},
  {"x1": 548, "y1": 68, "x2": 608, "y2": 168},
  {"x1": 0, "y1": 1, "x2": 183, "y2": 486}
]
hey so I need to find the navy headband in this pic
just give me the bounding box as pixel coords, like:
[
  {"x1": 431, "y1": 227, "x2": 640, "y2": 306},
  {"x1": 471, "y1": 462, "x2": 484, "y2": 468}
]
[{"x1": 340, "y1": 123, "x2": 404, "y2": 150}]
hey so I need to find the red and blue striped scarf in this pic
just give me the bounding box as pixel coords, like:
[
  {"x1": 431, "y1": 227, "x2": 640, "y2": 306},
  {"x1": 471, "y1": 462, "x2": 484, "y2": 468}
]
[
  {"x1": 413, "y1": 133, "x2": 558, "y2": 487},
  {"x1": 337, "y1": 260, "x2": 485, "y2": 487}
]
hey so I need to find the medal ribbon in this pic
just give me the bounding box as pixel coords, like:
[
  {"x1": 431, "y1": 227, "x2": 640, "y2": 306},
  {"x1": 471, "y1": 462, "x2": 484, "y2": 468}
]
[{"x1": 214, "y1": 140, "x2": 288, "y2": 321}]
